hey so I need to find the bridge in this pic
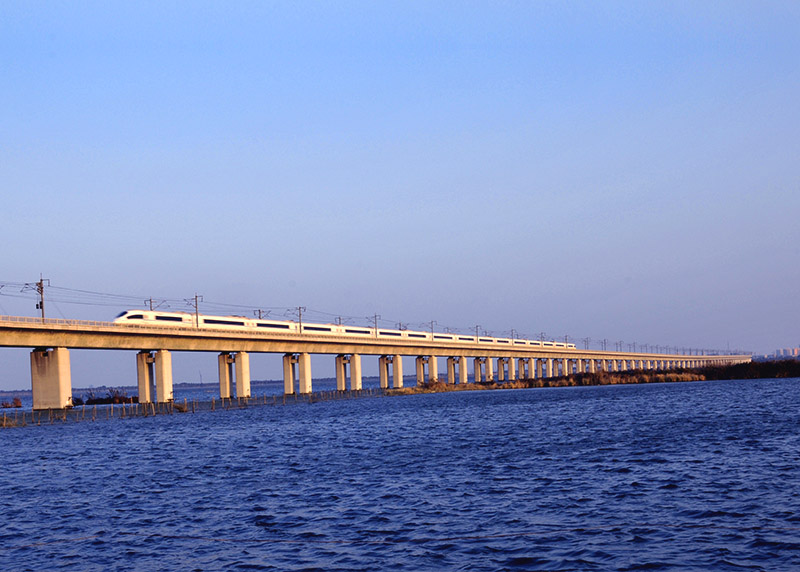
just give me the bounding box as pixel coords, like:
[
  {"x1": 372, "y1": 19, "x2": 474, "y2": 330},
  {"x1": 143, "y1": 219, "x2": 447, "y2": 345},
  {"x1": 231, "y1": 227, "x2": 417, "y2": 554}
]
[{"x1": 0, "y1": 315, "x2": 751, "y2": 410}]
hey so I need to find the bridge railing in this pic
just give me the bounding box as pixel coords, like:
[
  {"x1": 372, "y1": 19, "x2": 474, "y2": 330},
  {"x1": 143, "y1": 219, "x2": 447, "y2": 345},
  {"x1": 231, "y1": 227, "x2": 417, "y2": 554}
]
[{"x1": 0, "y1": 315, "x2": 115, "y2": 328}]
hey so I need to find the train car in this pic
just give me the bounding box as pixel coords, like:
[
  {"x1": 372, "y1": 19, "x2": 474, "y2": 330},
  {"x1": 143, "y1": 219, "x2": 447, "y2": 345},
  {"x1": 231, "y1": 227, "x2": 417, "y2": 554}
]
[
  {"x1": 114, "y1": 310, "x2": 580, "y2": 351},
  {"x1": 114, "y1": 310, "x2": 194, "y2": 326}
]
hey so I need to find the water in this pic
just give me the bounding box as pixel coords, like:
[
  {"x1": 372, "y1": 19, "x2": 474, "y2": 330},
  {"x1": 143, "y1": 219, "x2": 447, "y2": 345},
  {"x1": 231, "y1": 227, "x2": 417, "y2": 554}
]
[{"x1": 1, "y1": 378, "x2": 799, "y2": 571}]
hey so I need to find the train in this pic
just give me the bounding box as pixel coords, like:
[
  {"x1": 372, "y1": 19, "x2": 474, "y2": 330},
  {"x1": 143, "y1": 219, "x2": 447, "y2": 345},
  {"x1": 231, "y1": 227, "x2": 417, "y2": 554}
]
[{"x1": 113, "y1": 310, "x2": 577, "y2": 349}]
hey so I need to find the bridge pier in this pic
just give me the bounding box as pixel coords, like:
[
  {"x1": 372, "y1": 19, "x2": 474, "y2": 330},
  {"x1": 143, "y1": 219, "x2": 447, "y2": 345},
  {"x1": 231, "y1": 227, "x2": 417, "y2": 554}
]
[
  {"x1": 497, "y1": 358, "x2": 506, "y2": 382},
  {"x1": 138, "y1": 350, "x2": 172, "y2": 403},
  {"x1": 473, "y1": 358, "x2": 483, "y2": 383},
  {"x1": 335, "y1": 354, "x2": 362, "y2": 390},
  {"x1": 235, "y1": 352, "x2": 251, "y2": 398},
  {"x1": 137, "y1": 350, "x2": 155, "y2": 404},
  {"x1": 31, "y1": 347, "x2": 72, "y2": 410},
  {"x1": 379, "y1": 355, "x2": 403, "y2": 388},
  {"x1": 283, "y1": 353, "x2": 312, "y2": 394},
  {"x1": 508, "y1": 357, "x2": 517, "y2": 381},
  {"x1": 416, "y1": 357, "x2": 426, "y2": 385},
  {"x1": 416, "y1": 356, "x2": 438, "y2": 385},
  {"x1": 154, "y1": 350, "x2": 173, "y2": 403},
  {"x1": 447, "y1": 357, "x2": 456, "y2": 384},
  {"x1": 379, "y1": 356, "x2": 390, "y2": 388},
  {"x1": 218, "y1": 352, "x2": 233, "y2": 399},
  {"x1": 392, "y1": 355, "x2": 403, "y2": 388}
]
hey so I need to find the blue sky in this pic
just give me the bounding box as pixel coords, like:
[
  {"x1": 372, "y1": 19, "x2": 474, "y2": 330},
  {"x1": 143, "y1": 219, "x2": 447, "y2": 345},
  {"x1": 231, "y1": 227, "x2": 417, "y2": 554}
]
[{"x1": 2, "y1": 2, "x2": 799, "y2": 389}]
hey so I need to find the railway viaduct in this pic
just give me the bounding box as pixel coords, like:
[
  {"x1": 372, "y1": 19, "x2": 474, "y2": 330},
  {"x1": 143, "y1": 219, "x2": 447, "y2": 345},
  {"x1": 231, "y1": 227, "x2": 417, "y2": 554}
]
[{"x1": 0, "y1": 315, "x2": 751, "y2": 410}]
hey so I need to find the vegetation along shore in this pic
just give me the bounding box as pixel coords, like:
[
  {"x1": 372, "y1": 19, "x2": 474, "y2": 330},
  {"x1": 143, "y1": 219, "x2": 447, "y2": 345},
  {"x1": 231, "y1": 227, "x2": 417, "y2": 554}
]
[{"x1": 388, "y1": 360, "x2": 800, "y2": 396}]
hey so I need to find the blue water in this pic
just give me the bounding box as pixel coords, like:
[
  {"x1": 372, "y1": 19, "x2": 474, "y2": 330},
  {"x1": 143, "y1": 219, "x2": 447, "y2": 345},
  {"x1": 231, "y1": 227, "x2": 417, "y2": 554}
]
[{"x1": 1, "y1": 378, "x2": 799, "y2": 571}]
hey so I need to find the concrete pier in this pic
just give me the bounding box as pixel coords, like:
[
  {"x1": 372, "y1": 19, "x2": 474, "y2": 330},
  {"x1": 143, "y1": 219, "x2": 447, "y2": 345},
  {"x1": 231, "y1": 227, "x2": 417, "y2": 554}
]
[
  {"x1": 379, "y1": 356, "x2": 390, "y2": 388},
  {"x1": 283, "y1": 353, "x2": 297, "y2": 394},
  {"x1": 447, "y1": 357, "x2": 456, "y2": 385},
  {"x1": 31, "y1": 347, "x2": 72, "y2": 410},
  {"x1": 459, "y1": 356, "x2": 467, "y2": 384},
  {"x1": 235, "y1": 351, "x2": 251, "y2": 398},
  {"x1": 350, "y1": 354, "x2": 362, "y2": 390},
  {"x1": 392, "y1": 355, "x2": 403, "y2": 388},
  {"x1": 298, "y1": 352, "x2": 312, "y2": 394},
  {"x1": 136, "y1": 350, "x2": 155, "y2": 404},
  {"x1": 473, "y1": 357, "x2": 483, "y2": 383},
  {"x1": 486, "y1": 358, "x2": 494, "y2": 382},
  {"x1": 218, "y1": 352, "x2": 233, "y2": 399},
  {"x1": 155, "y1": 350, "x2": 173, "y2": 403}
]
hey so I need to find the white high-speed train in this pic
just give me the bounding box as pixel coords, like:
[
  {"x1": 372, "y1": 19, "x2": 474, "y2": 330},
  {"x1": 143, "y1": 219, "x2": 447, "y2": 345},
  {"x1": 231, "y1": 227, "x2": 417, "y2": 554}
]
[{"x1": 113, "y1": 310, "x2": 577, "y2": 349}]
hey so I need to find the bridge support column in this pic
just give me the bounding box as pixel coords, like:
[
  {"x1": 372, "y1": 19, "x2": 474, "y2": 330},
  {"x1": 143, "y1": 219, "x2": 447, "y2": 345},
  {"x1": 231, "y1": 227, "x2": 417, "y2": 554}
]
[
  {"x1": 429, "y1": 356, "x2": 438, "y2": 382},
  {"x1": 31, "y1": 347, "x2": 72, "y2": 410},
  {"x1": 335, "y1": 355, "x2": 347, "y2": 391},
  {"x1": 562, "y1": 358, "x2": 569, "y2": 376},
  {"x1": 589, "y1": 359, "x2": 596, "y2": 374},
  {"x1": 447, "y1": 358, "x2": 456, "y2": 384},
  {"x1": 473, "y1": 358, "x2": 483, "y2": 383},
  {"x1": 546, "y1": 358, "x2": 554, "y2": 378},
  {"x1": 235, "y1": 352, "x2": 251, "y2": 398},
  {"x1": 351, "y1": 354, "x2": 362, "y2": 390},
  {"x1": 486, "y1": 358, "x2": 494, "y2": 382},
  {"x1": 497, "y1": 358, "x2": 506, "y2": 382},
  {"x1": 137, "y1": 351, "x2": 155, "y2": 404},
  {"x1": 392, "y1": 355, "x2": 403, "y2": 388},
  {"x1": 508, "y1": 358, "x2": 517, "y2": 381},
  {"x1": 155, "y1": 350, "x2": 173, "y2": 403},
  {"x1": 283, "y1": 354, "x2": 297, "y2": 394},
  {"x1": 416, "y1": 357, "x2": 426, "y2": 386},
  {"x1": 379, "y1": 356, "x2": 390, "y2": 389},
  {"x1": 218, "y1": 352, "x2": 233, "y2": 399},
  {"x1": 459, "y1": 356, "x2": 468, "y2": 384},
  {"x1": 577, "y1": 359, "x2": 585, "y2": 374},
  {"x1": 298, "y1": 353, "x2": 312, "y2": 394},
  {"x1": 537, "y1": 359, "x2": 544, "y2": 378}
]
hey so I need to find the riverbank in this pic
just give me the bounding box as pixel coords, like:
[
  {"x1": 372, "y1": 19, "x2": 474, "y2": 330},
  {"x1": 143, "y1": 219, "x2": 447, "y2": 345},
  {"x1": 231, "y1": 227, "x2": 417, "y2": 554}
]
[{"x1": 387, "y1": 359, "x2": 800, "y2": 396}]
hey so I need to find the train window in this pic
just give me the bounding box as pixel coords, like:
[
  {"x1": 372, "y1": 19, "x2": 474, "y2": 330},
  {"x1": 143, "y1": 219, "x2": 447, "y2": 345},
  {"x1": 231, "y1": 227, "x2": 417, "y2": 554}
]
[
  {"x1": 497, "y1": 340, "x2": 510, "y2": 344},
  {"x1": 459, "y1": 337, "x2": 473, "y2": 341},
  {"x1": 408, "y1": 333, "x2": 426, "y2": 339},
  {"x1": 257, "y1": 323, "x2": 291, "y2": 329},
  {"x1": 304, "y1": 326, "x2": 331, "y2": 332},
  {"x1": 345, "y1": 329, "x2": 370, "y2": 334},
  {"x1": 434, "y1": 335, "x2": 452, "y2": 340},
  {"x1": 155, "y1": 316, "x2": 184, "y2": 322},
  {"x1": 126, "y1": 315, "x2": 144, "y2": 320},
  {"x1": 379, "y1": 331, "x2": 402, "y2": 336},
  {"x1": 204, "y1": 319, "x2": 245, "y2": 326},
  {"x1": 479, "y1": 338, "x2": 493, "y2": 342}
]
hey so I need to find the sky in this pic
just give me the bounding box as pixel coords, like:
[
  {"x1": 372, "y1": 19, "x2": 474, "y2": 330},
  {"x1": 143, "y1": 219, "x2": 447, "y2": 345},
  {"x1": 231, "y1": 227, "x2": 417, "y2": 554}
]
[{"x1": 1, "y1": 1, "x2": 799, "y2": 390}]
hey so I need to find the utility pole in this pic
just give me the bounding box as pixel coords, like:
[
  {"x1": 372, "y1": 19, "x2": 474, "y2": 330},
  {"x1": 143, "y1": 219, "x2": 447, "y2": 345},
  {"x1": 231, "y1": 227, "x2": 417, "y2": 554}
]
[
  {"x1": 336, "y1": 316, "x2": 343, "y2": 326},
  {"x1": 296, "y1": 306, "x2": 306, "y2": 332},
  {"x1": 23, "y1": 275, "x2": 50, "y2": 323},
  {"x1": 35, "y1": 275, "x2": 48, "y2": 322},
  {"x1": 601, "y1": 338, "x2": 608, "y2": 351},
  {"x1": 475, "y1": 325, "x2": 481, "y2": 341},
  {"x1": 582, "y1": 337, "x2": 591, "y2": 350},
  {"x1": 371, "y1": 314, "x2": 381, "y2": 337},
  {"x1": 430, "y1": 320, "x2": 437, "y2": 337},
  {"x1": 192, "y1": 294, "x2": 203, "y2": 327},
  {"x1": 511, "y1": 328, "x2": 517, "y2": 340}
]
